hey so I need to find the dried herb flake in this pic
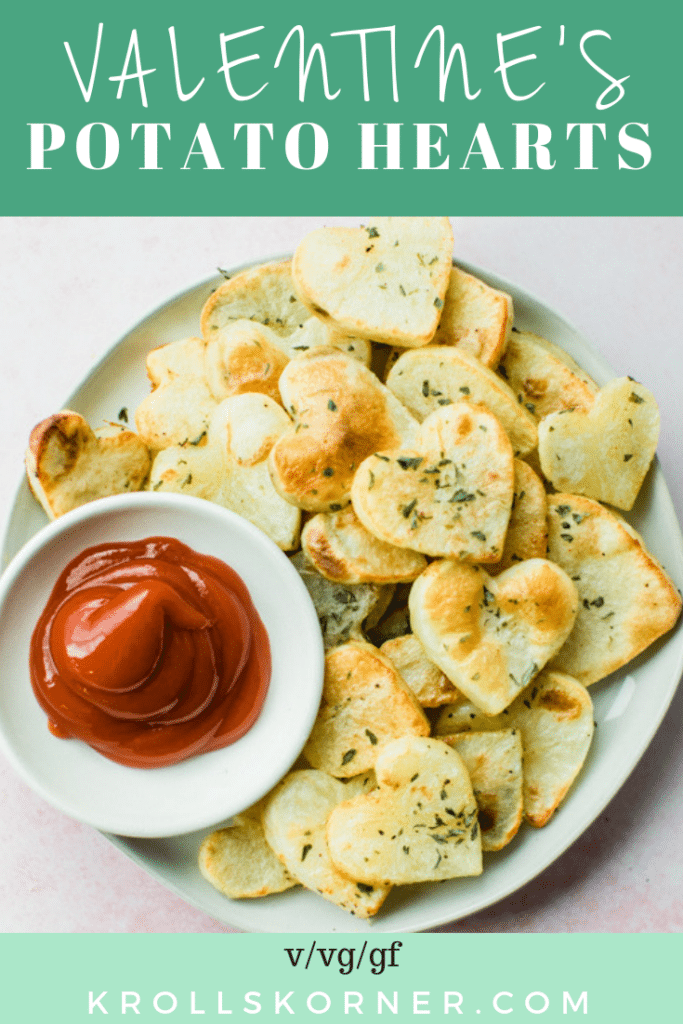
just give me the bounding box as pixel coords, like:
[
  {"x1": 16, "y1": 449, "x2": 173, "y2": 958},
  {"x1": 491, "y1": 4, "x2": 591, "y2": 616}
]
[{"x1": 397, "y1": 456, "x2": 423, "y2": 471}]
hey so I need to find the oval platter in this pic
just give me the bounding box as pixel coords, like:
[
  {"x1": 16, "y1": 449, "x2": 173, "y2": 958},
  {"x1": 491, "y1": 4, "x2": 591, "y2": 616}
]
[{"x1": 3, "y1": 256, "x2": 682, "y2": 933}]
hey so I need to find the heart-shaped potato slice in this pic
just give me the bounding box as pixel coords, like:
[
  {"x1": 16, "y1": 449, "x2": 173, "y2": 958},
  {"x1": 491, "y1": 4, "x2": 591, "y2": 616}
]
[
  {"x1": 26, "y1": 411, "x2": 151, "y2": 519},
  {"x1": 204, "y1": 321, "x2": 289, "y2": 402},
  {"x1": 198, "y1": 797, "x2": 297, "y2": 899},
  {"x1": 380, "y1": 633, "x2": 460, "y2": 707},
  {"x1": 351, "y1": 403, "x2": 514, "y2": 561},
  {"x1": 410, "y1": 558, "x2": 578, "y2": 715},
  {"x1": 136, "y1": 378, "x2": 216, "y2": 453},
  {"x1": 292, "y1": 217, "x2": 454, "y2": 346},
  {"x1": 290, "y1": 551, "x2": 393, "y2": 649},
  {"x1": 432, "y1": 264, "x2": 513, "y2": 368},
  {"x1": 326, "y1": 736, "x2": 482, "y2": 885},
  {"x1": 269, "y1": 348, "x2": 418, "y2": 512},
  {"x1": 303, "y1": 641, "x2": 430, "y2": 777},
  {"x1": 497, "y1": 330, "x2": 598, "y2": 419},
  {"x1": 440, "y1": 730, "x2": 523, "y2": 850},
  {"x1": 201, "y1": 259, "x2": 371, "y2": 365},
  {"x1": 538, "y1": 377, "x2": 659, "y2": 510},
  {"x1": 262, "y1": 769, "x2": 390, "y2": 918},
  {"x1": 136, "y1": 325, "x2": 289, "y2": 450},
  {"x1": 148, "y1": 393, "x2": 300, "y2": 550},
  {"x1": 435, "y1": 670, "x2": 594, "y2": 827},
  {"x1": 487, "y1": 459, "x2": 548, "y2": 575},
  {"x1": 136, "y1": 335, "x2": 215, "y2": 450},
  {"x1": 546, "y1": 494, "x2": 682, "y2": 684},
  {"x1": 386, "y1": 345, "x2": 537, "y2": 457},
  {"x1": 302, "y1": 506, "x2": 427, "y2": 584},
  {"x1": 202, "y1": 260, "x2": 313, "y2": 341}
]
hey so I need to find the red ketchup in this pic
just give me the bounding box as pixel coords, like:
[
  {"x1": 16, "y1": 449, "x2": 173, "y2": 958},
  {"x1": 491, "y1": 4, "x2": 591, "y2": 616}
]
[{"x1": 30, "y1": 537, "x2": 271, "y2": 768}]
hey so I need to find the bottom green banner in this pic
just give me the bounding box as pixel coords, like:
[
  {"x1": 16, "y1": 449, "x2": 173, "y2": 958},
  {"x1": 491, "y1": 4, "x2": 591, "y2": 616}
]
[{"x1": 0, "y1": 933, "x2": 677, "y2": 1021}]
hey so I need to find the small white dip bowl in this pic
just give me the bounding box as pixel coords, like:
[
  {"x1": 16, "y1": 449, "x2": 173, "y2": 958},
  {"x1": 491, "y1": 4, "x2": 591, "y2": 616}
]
[{"x1": 0, "y1": 492, "x2": 324, "y2": 837}]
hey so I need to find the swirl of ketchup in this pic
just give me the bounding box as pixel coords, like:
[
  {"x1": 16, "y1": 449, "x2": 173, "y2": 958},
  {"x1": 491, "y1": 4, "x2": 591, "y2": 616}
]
[{"x1": 30, "y1": 537, "x2": 271, "y2": 768}]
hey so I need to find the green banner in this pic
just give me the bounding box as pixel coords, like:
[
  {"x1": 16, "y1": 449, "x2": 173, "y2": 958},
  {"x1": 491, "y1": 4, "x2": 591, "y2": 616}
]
[
  {"x1": 2, "y1": 0, "x2": 679, "y2": 214},
  {"x1": 0, "y1": 933, "x2": 679, "y2": 1021}
]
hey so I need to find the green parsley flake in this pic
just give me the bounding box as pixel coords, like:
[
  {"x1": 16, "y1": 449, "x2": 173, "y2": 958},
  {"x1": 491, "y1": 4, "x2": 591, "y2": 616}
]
[{"x1": 397, "y1": 456, "x2": 423, "y2": 471}]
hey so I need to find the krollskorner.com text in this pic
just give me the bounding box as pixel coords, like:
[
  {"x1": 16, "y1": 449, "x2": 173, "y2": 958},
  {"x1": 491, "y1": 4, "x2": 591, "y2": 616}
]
[{"x1": 86, "y1": 989, "x2": 589, "y2": 1015}]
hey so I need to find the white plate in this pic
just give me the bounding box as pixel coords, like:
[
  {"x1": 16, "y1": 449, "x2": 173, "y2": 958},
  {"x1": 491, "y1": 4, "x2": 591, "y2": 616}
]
[
  {"x1": 0, "y1": 492, "x2": 324, "y2": 837},
  {"x1": 3, "y1": 258, "x2": 682, "y2": 932}
]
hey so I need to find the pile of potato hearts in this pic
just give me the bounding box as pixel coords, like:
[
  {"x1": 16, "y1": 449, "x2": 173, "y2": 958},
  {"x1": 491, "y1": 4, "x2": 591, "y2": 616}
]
[{"x1": 25, "y1": 218, "x2": 681, "y2": 920}]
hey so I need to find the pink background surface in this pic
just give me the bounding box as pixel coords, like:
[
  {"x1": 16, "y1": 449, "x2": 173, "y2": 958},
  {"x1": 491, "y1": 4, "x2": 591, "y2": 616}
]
[{"x1": 0, "y1": 216, "x2": 681, "y2": 933}]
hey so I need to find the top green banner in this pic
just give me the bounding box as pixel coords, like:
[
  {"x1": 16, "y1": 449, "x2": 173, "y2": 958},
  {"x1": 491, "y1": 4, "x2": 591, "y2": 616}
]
[{"x1": 2, "y1": 0, "x2": 679, "y2": 215}]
